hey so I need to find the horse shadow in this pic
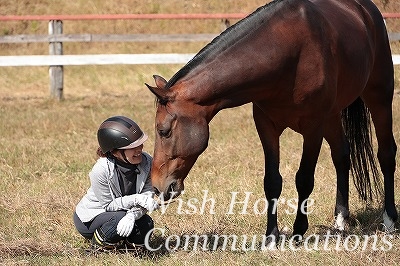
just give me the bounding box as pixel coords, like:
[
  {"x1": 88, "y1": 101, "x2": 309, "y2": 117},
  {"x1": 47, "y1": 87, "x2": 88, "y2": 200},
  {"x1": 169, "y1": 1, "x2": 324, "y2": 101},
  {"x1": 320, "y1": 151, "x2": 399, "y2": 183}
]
[
  {"x1": 125, "y1": 206, "x2": 400, "y2": 259},
  {"x1": 313, "y1": 205, "x2": 400, "y2": 236}
]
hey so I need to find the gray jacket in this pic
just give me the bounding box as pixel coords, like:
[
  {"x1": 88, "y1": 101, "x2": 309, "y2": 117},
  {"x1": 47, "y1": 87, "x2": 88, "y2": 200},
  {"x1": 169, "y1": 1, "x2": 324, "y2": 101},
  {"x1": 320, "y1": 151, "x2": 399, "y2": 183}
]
[{"x1": 75, "y1": 152, "x2": 154, "y2": 222}]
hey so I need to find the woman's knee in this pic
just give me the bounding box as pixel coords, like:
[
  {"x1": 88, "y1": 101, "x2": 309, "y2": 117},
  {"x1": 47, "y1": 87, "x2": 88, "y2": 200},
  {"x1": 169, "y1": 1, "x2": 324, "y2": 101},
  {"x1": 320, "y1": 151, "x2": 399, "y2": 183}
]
[{"x1": 136, "y1": 214, "x2": 154, "y2": 231}]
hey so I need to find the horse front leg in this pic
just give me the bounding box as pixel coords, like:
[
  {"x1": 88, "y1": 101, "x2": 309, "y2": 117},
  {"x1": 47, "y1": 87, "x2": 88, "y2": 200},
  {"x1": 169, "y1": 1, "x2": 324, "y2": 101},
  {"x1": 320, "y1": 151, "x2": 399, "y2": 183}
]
[
  {"x1": 253, "y1": 104, "x2": 283, "y2": 248},
  {"x1": 293, "y1": 129, "x2": 324, "y2": 239},
  {"x1": 263, "y1": 147, "x2": 283, "y2": 246}
]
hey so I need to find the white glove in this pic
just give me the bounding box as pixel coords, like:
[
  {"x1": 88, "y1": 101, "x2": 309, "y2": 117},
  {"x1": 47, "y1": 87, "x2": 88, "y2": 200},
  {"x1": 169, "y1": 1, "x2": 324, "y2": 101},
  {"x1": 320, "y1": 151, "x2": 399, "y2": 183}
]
[
  {"x1": 116, "y1": 212, "x2": 135, "y2": 237},
  {"x1": 118, "y1": 195, "x2": 138, "y2": 209},
  {"x1": 134, "y1": 194, "x2": 159, "y2": 212}
]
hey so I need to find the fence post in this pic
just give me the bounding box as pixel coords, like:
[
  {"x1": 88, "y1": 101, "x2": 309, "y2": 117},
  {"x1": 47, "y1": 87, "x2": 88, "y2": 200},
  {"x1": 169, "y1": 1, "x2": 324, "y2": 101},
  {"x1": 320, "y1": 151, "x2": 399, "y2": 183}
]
[{"x1": 48, "y1": 20, "x2": 63, "y2": 100}]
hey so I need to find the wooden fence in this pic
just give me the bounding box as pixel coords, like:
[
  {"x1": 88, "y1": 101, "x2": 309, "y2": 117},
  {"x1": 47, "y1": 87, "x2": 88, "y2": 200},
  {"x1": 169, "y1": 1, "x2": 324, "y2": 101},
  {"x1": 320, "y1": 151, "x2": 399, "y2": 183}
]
[{"x1": 1, "y1": 13, "x2": 400, "y2": 100}]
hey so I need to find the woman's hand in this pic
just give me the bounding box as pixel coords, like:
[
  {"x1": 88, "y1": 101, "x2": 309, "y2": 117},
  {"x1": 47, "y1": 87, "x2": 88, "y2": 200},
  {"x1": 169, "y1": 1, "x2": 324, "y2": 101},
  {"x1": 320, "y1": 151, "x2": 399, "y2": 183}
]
[
  {"x1": 134, "y1": 194, "x2": 159, "y2": 212},
  {"x1": 116, "y1": 212, "x2": 136, "y2": 237}
]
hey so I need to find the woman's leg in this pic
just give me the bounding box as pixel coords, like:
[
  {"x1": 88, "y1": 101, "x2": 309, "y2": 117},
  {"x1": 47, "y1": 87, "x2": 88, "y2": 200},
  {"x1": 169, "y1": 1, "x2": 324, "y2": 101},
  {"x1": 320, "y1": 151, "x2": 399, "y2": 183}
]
[
  {"x1": 73, "y1": 211, "x2": 126, "y2": 246},
  {"x1": 126, "y1": 214, "x2": 154, "y2": 245}
]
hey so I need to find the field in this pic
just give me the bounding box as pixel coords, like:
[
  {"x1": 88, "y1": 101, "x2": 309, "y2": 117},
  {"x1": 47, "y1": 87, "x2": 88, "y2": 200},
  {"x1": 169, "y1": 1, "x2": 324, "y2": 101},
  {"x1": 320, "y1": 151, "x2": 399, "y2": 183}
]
[{"x1": 1, "y1": 0, "x2": 400, "y2": 265}]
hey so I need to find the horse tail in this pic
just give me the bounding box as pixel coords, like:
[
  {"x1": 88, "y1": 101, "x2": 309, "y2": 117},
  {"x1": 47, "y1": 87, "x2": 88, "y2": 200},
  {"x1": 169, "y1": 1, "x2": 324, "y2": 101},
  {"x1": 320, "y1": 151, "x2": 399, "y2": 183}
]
[{"x1": 341, "y1": 97, "x2": 383, "y2": 202}]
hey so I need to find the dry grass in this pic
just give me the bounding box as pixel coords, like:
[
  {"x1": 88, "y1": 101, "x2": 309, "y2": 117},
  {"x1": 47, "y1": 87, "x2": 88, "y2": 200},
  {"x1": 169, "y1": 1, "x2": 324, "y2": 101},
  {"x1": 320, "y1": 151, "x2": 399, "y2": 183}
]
[{"x1": 1, "y1": 1, "x2": 400, "y2": 265}]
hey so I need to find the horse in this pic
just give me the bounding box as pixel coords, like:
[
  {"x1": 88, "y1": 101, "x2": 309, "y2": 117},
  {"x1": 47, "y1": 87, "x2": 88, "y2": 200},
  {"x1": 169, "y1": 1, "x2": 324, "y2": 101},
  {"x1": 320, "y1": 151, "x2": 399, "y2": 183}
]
[{"x1": 145, "y1": 0, "x2": 398, "y2": 244}]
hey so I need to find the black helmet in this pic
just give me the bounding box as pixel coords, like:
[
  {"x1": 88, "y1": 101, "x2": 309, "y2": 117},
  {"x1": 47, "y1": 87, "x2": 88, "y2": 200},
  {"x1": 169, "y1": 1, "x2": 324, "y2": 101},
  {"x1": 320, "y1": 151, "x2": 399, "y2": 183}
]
[{"x1": 97, "y1": 116, "x2": 148, "y2": 153}]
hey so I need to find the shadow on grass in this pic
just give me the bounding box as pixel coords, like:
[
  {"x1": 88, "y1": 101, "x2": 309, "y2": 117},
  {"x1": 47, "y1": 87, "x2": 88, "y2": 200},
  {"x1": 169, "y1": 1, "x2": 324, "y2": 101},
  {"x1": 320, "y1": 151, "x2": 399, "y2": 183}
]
[
  {"x1": 0, "y1": 239, "x2": 64, "y2": 259},
  {"x1": 314, "y1": 204, "x2": 400, "y2": 236},
  {"x1": 77, "y1": 206, "x2": 400, "y2": 259},
  {"x1": 6, "y1": 206, "x2": 397, "y2": 261},
  {"x1": 132, "y1": 227, "x2": 257, "y2": 258},
  {"x1": 75, "y1": 230, "x2": 230, "y2": 260}
]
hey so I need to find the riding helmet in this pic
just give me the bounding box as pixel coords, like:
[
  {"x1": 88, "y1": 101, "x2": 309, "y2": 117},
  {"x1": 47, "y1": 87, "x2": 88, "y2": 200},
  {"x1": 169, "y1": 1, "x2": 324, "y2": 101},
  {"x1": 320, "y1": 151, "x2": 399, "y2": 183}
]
[{"x1": 97, "y1": 116, "x2": 148, "y2": 153}]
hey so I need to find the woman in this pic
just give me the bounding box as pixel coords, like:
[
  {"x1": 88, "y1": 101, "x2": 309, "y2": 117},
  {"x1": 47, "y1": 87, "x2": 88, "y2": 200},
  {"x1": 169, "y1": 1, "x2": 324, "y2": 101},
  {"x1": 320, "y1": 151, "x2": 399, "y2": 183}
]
[{"x1": 73, "y1": 116, "x2": 159, "y2": 251}]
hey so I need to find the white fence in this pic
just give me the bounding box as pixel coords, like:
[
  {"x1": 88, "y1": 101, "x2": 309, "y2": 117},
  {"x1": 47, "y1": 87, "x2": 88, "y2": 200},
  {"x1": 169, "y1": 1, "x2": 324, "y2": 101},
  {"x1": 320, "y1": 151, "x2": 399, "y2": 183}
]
[
  {"x1": 0, "y1": 54, "x2": 196, "y2": 66},
  {"x1": 0, "y1": 53, "x2": 399, "y2": 67}
]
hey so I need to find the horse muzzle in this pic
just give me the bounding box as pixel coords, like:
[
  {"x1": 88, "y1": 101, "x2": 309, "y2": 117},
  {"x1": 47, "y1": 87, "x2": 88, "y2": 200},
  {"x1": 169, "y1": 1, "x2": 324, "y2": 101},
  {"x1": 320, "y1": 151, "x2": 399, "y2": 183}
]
[{"x1": 153, "y1": 179, "x2": 184, "y2": 201}]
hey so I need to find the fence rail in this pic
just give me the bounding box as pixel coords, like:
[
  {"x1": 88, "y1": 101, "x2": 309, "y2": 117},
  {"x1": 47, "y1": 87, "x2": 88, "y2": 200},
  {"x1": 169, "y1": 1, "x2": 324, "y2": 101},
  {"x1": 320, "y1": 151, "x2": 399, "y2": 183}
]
[
  {"x1": 1, "y1": 32, "x2": 400, "y2": 44},
  {"x1": 0, "y1": 13, "x2": 247, "y2": 21},
  {"x1": 0, "y1": 33, "x2": 219, "y2": 43},
  {"x1": 0, "y1": 54, "x2": 196, "y2": 66},
  {"x1": 0, "y1": 12, "x2": 399, "y2": 21},
  {"x1": 1, "y1": 53, "x2": 399, "y2": 67}
]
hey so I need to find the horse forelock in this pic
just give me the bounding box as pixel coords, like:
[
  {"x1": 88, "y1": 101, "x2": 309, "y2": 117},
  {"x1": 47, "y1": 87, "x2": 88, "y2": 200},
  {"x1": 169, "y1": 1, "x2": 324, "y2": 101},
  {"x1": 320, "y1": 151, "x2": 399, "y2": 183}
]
[
  {"x1": 154, "y1": 97, "x2": 166, "y2": 107},
  {"x1": 165, "y1": 0, "x2": 287, "y2": 90}
]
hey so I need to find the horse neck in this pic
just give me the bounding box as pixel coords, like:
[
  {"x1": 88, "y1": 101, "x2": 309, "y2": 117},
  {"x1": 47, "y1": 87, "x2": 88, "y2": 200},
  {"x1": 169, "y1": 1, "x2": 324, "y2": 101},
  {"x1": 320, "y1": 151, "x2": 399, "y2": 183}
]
[
  {"x1": 174, "y1": 78, "x2": 243, "y2": 121},
  {"x1": 177, "y1": 58, "x2": 283, "y2": 122},
  {"x1": 172, "y1": 0, "x2": 300, "y2": 121}
]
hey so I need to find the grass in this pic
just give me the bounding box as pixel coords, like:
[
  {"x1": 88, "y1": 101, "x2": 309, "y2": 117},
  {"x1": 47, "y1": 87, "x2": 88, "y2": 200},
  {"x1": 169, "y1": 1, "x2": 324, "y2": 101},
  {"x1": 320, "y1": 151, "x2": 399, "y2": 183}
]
[
  {"x1": 1, "y1": 0, "x2": 400, "y2": 265},
  {"x1": 1, "y1": 92, "x2": 400, "y2": 265}
]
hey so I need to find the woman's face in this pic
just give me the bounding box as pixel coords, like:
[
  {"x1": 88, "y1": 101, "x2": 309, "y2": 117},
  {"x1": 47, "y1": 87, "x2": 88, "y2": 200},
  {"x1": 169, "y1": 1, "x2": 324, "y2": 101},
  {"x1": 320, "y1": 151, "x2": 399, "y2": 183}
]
[{"x1": 113, "y1": 144, "x2": 144, "y2": 165}]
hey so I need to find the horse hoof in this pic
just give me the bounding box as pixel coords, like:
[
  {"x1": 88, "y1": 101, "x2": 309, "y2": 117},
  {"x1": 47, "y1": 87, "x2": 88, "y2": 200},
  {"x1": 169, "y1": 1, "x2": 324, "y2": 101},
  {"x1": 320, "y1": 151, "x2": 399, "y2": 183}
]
[
  {"x1": 261, "y1": 240, "x2": 277, "y2": 251},
  {"x1": 383, "y1": 210, "x2": 396, "y2": 233},
  {"x1": 334, "y1": 212, "x2": 347, "y2": 231}
]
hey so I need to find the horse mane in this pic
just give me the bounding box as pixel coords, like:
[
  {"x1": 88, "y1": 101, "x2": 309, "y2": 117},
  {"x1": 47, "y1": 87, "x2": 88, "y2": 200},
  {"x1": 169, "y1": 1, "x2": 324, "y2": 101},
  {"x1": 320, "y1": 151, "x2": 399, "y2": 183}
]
[{"x1": 165, "y1": 0, "x2": 286, "y2": 89}]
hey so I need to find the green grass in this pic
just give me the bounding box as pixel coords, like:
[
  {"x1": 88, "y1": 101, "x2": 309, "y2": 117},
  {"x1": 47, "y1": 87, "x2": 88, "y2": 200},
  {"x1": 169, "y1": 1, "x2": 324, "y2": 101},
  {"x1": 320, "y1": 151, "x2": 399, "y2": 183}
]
[{"x1": 1, "y1": 0, "x2": 400, "y2": 265}]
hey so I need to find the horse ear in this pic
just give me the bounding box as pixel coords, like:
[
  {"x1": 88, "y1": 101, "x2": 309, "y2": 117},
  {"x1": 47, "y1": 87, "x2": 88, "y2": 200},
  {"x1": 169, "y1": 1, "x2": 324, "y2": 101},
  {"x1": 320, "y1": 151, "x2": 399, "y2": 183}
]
[
  {"x1": 145, "y1": 75, "x2": 169, "y2": 104},
  {"x1": 153, "y1": 75, "x2": 168, "y2": 89},
  {"x1": 145, "y1": 83, "x2": 167, "y2": 100},
  {"x1": 145, "y1": 75, "x2": 171, "y2": 105}
]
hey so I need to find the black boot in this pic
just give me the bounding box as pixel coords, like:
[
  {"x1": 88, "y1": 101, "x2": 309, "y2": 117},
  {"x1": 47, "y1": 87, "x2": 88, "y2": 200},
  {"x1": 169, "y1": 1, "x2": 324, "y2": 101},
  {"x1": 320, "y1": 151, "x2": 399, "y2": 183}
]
[{"x1": 90, "y1": 228, "x2": 122, "y2": 252}]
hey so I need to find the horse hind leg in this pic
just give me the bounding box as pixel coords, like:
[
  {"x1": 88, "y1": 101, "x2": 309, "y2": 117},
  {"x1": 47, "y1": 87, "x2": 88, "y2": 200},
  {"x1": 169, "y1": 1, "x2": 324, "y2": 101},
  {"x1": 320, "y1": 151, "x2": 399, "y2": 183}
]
[
  {"x1": 360, "y1": 40, "x2": 398, "y2": 231},
  {"x1": 324, "y1": 114, "x2": 351, "y2": 231},
  {"x1": 293, "y1": 128, "x2": 324, "y2": 239},
  {"x1": 362, "y1": 91, "x2": 398, "y2": 232},
  {"x1": 368, "y1": 103, "x2": 397, "y2": 232}
]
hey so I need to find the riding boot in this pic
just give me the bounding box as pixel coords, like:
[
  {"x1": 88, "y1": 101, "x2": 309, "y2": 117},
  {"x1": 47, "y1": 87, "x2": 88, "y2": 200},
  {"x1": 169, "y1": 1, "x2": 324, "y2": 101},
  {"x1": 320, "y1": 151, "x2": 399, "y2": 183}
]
[
  {"x1": 91, "y1": 229, "x2": 121, "y2": 251},
  {"x1": 90, "y1": 215, "x2": 124, "y2": 251}
]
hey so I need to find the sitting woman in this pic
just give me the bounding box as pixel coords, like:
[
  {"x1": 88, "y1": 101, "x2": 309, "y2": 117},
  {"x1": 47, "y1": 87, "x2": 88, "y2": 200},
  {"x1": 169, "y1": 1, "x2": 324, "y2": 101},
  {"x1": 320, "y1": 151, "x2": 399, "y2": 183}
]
[{"x1": 73, "y1": 116, "x2": 158, "y2": 251}]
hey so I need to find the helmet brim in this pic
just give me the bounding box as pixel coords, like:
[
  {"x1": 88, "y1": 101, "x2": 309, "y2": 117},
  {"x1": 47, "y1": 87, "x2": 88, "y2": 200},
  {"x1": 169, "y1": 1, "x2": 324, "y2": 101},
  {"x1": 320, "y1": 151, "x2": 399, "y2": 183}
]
[{"x1": 119, "y1": 133, "x2": 148, "y2": 149}]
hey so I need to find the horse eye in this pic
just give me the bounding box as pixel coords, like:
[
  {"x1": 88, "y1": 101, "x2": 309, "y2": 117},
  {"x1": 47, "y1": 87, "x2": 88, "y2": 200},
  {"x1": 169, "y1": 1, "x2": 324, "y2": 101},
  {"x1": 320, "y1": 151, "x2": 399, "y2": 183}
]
[{"x1": 158, "y1": 128, "x2": 171, "y2": 138}]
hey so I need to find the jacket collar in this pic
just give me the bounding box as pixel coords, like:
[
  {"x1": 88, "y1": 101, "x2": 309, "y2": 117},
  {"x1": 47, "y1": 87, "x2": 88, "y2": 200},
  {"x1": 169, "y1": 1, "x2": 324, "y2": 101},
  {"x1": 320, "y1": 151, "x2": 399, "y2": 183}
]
[{"x1": 107, "y1": 152, "x2": 151, "y2": 196}]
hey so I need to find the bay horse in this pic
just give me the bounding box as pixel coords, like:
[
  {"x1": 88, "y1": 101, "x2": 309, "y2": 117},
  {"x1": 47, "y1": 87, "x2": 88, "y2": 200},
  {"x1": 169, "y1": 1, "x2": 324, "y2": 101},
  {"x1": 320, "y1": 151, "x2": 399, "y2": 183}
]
[{"x1": 146, "y1": 0, "x2": 398, "y2": 243}]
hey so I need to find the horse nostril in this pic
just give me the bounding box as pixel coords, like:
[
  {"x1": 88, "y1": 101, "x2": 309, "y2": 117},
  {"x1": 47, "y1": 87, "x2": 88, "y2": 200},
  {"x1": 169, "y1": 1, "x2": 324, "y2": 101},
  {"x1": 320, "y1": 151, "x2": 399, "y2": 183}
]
[
  {"x1": 153, "y1": 186, "x2": 161, "y2": 196},
  {"x1": 167, "y1": 181, "x2": 179, "y2": 198},
  {"x1": 167, "y1": 181, "x2": 175, "y2": 192}
]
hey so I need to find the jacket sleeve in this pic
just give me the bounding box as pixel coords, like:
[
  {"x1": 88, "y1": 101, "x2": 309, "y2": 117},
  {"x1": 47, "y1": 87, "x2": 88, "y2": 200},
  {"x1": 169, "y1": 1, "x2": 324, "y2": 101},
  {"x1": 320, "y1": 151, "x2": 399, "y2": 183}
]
[
  {"x1": 105, "y1": 174, "x2": 154, "y2": 219},
  {"x1": 89, "y1": 159, "x2": 115, "y2": 209}
]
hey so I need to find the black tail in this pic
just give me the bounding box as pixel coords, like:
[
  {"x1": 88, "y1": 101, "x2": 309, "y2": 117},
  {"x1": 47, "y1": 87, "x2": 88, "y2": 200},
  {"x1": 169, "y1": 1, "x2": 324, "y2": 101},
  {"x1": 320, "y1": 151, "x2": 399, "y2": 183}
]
[{"x1": 341, "y1": 97, "x2": 383, "y2": 202}]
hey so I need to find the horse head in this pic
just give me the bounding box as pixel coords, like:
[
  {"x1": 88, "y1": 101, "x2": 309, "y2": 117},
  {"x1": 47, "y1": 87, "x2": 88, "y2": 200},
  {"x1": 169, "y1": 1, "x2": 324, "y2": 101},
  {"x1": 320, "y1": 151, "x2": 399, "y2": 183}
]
[{"x1": 146, "y1": 75, "x2": 210, "y2": 201}]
